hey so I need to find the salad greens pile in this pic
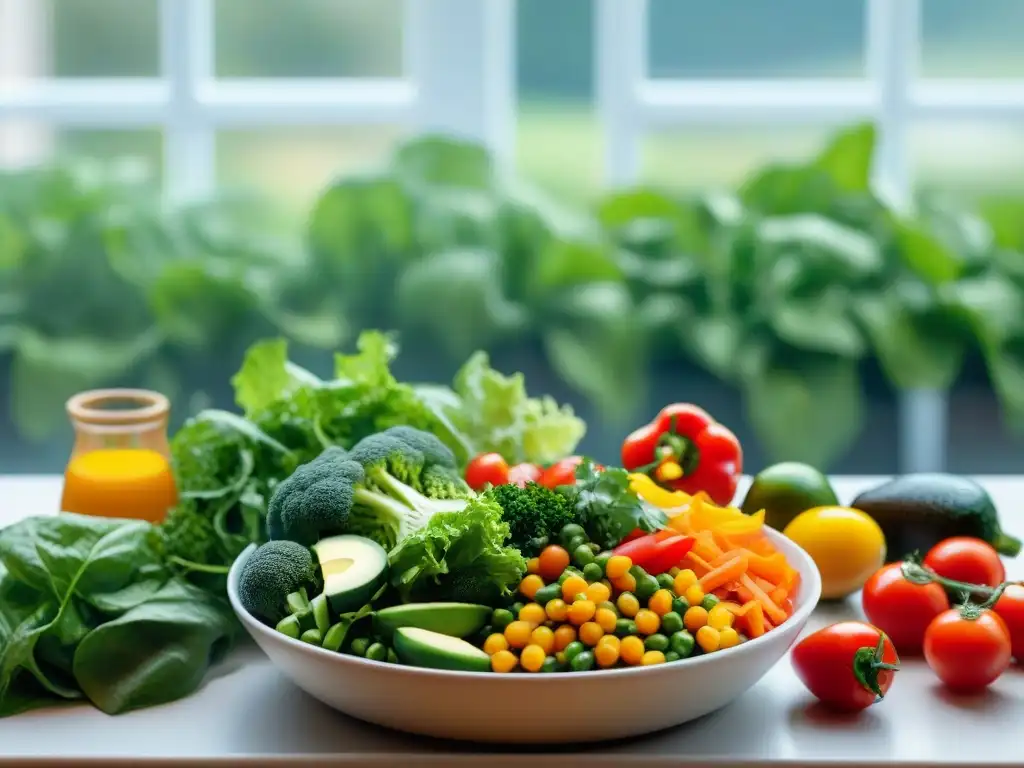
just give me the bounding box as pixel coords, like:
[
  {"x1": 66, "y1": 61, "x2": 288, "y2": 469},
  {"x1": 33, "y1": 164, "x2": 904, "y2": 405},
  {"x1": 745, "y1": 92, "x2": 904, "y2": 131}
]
[{"x1": 0, "y1": 330, "x2": 587, "y2": 716}]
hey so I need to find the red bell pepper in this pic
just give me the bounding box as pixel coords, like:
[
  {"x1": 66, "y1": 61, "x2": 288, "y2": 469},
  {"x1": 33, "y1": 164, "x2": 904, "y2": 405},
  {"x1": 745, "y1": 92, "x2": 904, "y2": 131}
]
[
  {"x1": 613, "y1": 530, "x2": 695, "y2": 575},
  {"x1": 621, "y1": 403, "x2": 742, "y2": 506}
]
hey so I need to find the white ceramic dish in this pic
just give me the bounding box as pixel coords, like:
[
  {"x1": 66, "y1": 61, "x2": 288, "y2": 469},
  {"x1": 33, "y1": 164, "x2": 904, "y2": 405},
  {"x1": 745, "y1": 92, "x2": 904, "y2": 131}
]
[{"x1": 227, "y1": 527, "x2": 821, "y2": 745}]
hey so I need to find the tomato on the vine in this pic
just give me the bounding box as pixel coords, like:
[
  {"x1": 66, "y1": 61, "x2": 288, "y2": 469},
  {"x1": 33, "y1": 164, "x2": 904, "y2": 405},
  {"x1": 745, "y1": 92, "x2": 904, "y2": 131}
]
[
  {"x1": 464, "y1": 453, "x2": 509, "y2": 491},
  {"x1": 538, "y1": 456, "x2": 585, "y2": 489},
  {"x1": 861, "y1": 562, "x2": 949, "y2": 655},
  {"x1": 924, "y1": 537, "x2": 1005, "y2": 590},
  {"x1": 791, "y1": 621, "x2": 900, "y2": 712},
  {"x1": 508, "y1": 463, "x2": 542, "y2": 487},
  {"x1": 924, "y1": 606, "x2": 1011, "y2": 691},
  {"x1": 993, "y1": 583, "x2": 1024, "y2": 661}
]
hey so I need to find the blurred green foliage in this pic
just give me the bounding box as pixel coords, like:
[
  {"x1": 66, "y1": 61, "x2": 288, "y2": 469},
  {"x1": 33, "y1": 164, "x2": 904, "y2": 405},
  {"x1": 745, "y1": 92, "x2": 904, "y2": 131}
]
[{"x1": 5, "y1": 123, "x2": 1024, "y2": 469}]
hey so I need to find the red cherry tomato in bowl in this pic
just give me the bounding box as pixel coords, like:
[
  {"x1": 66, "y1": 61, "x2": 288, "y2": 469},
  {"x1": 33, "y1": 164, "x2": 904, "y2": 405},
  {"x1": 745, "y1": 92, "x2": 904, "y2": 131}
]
[
  {"x1": 993, "y1": 583, "x2": 1024, "y2": 662},
  {"x1": 923, "y1": 537, "x2": 1006, "y2": 590},
  {"x1": 924, "y1": 607, "x2": 1011, "y2": 691},
  {"x1": 861, "y1": 562, "x2": 949, "y2": 655},
  {"x1": 538, "y1": 456, "x2": 585, "y2": 489},
  {"x1": 791, "y1": 621, "x2": 900, "y2": 712},
  {"x1": 508, "y1": 462, "x2": 542, "y2": 487},
  {"x1": 464, "y1": 453, "x2": 509, "y2": 491}
]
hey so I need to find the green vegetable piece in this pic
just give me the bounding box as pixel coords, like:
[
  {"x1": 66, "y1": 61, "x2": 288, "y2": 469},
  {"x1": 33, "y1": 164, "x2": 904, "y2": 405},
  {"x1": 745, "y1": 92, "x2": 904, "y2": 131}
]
[
  {"x1": 511, "y1": 601, "x2": 526, "y2": 617},
  {"x1": 644, "y1": 633, "x2": 669, "y2": 652},
  {"x1": 742, "y1": 462, "x2": 839, "y2": 531},
  {"x1": 568, "y1": 536, "x2": 587, "y2": 555},
  {"x1": 664, "y1": 651, "x2": 680, "y2": 663},
  {"x1": 560, "y1": 524, "x2": 586, "y2": 547},
  {"x1": 491, "y1": 608, "x2": 515, "y2": 630},
  {"x1": 322, "y1": 622, "x2": 348, "y2": 652},
  {"x1": 541, "y1": 656, "x2": 561, "y2": 673},
  {"x1": 582, "y1": 562, "x2": 604, "y2": 582},
  {"x1": 301, "y1": 628, "x2": 323, "y2": 645},
  {"x1": 615, "y1": 619, "x2": 637, "y2": 637},
  {"x1": 276, "y1": 614, "x2": 302, "y2": 639},
  {"x1": 671, "y1": 596, "x2": 690, "y2": 615},
  {"x1": 629, "y1": 565, "x2": 648, "y2": 581},
  {"x1": 237, "y1": 540, "x2": 317, "y2": 624},
  {"x1": 587, "y1": 542, "x2": 601, "y2": 555},
  {"x1": 562, "y1": 641, "x2": 586, "y2": 663},
  {"x1": 635, "y1": 575, "x2": 660, "y2": 602},
  {"x1": 597, "y1": 601, "x2": 618, "y2": 615},
  {"x1": 392, "y1": 627, "x2": 491, "y2": 672},
  {"x1": 701, "y1": 594, "x2": 720, "y2": 611},
  {"x1": 564, "y1": 460, "x2": 665, "y2": 550},
  {"x1": 366, "y1": 642, "x2": 388, "y2": 662},
  {"x1": 570, "y1": 651, "x2": 595, "y2": 671},
  {"x1": 350, "y1": 637, "x2": 371, "y2": 657},
  {"x1": 286, "y1": 588, "x2": 310, "y2": 615},
  {"x1": 558, "y1": 568, "x2": 584, "y2": 584},
  {"x1": 387, "y1": 648, "x2": 400, "y2": 664},
  {"x1": 487, "y1": 483, "x2": 577, "y2": 557},
  {"x1": 660, "y1": 611, "x2": 684, "y2": 635},
  {"x1": 313, "y1": 534, "x2": 390, "y2": 615},
  {"x1": 533, "y1": 584, "x2": 562, "y2": 606},
  {"x1": 670, "y1": 630, "x2": 695, "y2": 658},
  {"x1": 372, "y1": 602, "x2": 492, "y2": 639},
  {"x1": 657, "y1": 574, "x2": 675, "y2": 591},
  {"x1": 574, "y1": 544, "x2": 595, "y2": 567},
  {"x1": 310, "y1": 593, "x2": 331, "y2": 634},
  {"x1": 594, "y1": 554, "x2": 611, "y2": 573}
]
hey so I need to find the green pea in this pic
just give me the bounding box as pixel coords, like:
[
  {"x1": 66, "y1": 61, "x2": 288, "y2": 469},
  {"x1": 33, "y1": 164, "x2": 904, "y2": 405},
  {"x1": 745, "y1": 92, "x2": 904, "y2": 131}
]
[
  {"x1": 568, "y1": 536, "x2": 587, "y2": 554},
  {"x1": 615, "y1": 618, "x2": 637, "y2": 637},
  {"x1": 660, "y1": 611, "x2": 684, "y2": 635},
  {"x1": 587, "y1": 542, "x2": 601, "y2": 554},
  {"x1": 629, "y1": 565, "x2": 649, "y2": 582},
  {"x1": 671, "y1": 630, "x2": 696, "y2": 658},
  {"x1": 349, "y1": 637, "x2": 370, "y2": 657},
  {"x1": 657, "y1": 573, "x2": 676, "y2": 591},
  {"x1": 644, "y1": 633, "x2": 670, "y2": 652},
  {"x1": 491, "y1": 608, "x2": 514, "y2": 630},
  {"x1": 534, "y1": 584, "x2": 562, "y2": 606},
  {"x1": 701, "y1": 594, "x2": 720, "y2": 611},
  {"x1": 582, "y1": 562, "x2": 604, "y2": 582},
  {"x1": 668, "y1": 566, "x2": 681, "y2": 577},
  {"x1": 664, "y1": 651, "x2": 681, "y2": 663},
  {"x1": 366, "y1": 642, "x2": 388, "y2": 662},
  {"x1": 635, "y1": 574, "x2": 660, "y2": 602},
  {"x1": 559, "y1": 567, "x2": 584, "y2": 584},
  {"x1": 563, "y1": 641, "x2": 586, "y2": 663},
  {"x1": 541, "y1": 656, "x2": 561, "y2": 673},
  {"x1": 511, "y1": 601, "x2": 526, "y2": 617},
  {"x1": 560, "y1": 523, "x2": 586, "y2": 546},
  {"x1": 570, "y1": 650, "x2": 595, "y2": 672},
  {"x1": 594, "y1": 554, "x2": 612, "y2": 573},
  {"x1": 671, "y1": 596, "x2": 690, "y2": 615},
  {"x1": 597, "y1": 601, "x2": 618, "y2": 615}
]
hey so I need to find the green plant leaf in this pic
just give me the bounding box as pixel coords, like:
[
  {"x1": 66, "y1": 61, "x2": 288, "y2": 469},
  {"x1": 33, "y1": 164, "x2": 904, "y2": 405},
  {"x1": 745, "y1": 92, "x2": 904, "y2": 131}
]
[
  {"x1": 681, "y1": 314, "x2": 744, "y2": 382},
  {"x1": 756, "y1": 214, "x2": 883, "y2": 278},
  {"x1": 742, "y1": 354, "x2": 864, "y2": 468},
  {"x1": 392, "y1": 134, "x2": 494, "y2": 191},
  {"x1": 813, "y1": 122, "x2": 876, "y2": 193},
  {"x1": 740, "y1": 164, "x2": 839, "y2": 216},
  {"x1": 895, "y1": 218, "x2": 964, "y2": 285},
  {"x1": 531, "y1": 239, "x2": 623, "y2": 295},
  {"x1": 768, "y1": 290, "x2": 865, "y2": 358}
]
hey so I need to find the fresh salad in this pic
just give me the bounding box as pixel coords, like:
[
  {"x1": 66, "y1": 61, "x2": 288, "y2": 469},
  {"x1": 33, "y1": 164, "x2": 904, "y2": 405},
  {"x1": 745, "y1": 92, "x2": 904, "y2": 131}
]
[{"x1": 236, "y1": 425, "x2": 801, "y2": 673}]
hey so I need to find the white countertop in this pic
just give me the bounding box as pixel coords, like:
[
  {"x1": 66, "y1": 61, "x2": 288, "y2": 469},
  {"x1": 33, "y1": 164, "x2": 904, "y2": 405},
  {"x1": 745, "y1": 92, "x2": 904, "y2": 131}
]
[{"x1": 2, "y1": 474, "x2": 1024, "y2": 766}]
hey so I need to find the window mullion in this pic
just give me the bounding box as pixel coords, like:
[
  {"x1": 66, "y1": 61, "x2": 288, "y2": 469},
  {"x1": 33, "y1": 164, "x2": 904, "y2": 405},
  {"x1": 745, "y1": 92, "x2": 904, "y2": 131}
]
[{"x1": 596, "y1": 0, "x2": 646, "y2": 185}]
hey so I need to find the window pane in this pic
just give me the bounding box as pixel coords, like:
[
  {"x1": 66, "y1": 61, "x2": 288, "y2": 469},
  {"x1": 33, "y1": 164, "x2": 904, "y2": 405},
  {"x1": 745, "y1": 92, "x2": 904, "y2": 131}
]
[
  {"x1": 214, "y1": 0, "x2": 404, "y2": 78},
  {"x1": 641, "y1": 126, "x2": 834, "y2": 191},
  {"x1": 53, "y1": 0, "x2": 159, "y2": 77},
  {"x1": 912, "y1": 122, "x2": 1024, "y2": 198},
  {"x1": 921, "y1": 0, "x2": 1024, "y2": 78},
  {"x1": 216, "y1": 127, "x2": 402, "y2": 213},
  {"x1": 648, "y1": 0, "x2": 865, "y2": 79}
]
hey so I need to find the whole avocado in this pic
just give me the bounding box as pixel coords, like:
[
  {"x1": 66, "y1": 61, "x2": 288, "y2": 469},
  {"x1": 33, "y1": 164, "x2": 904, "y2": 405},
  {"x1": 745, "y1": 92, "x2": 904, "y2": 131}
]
[{"x1": 851, "y1": 473, "x2": 1021, "y2": 562}]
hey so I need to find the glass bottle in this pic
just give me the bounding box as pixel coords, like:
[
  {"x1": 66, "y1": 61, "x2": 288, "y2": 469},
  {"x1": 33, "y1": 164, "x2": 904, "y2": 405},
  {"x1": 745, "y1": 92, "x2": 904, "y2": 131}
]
[{"x1": 60, "y1": 389, "x2": 178, "y2": 524}]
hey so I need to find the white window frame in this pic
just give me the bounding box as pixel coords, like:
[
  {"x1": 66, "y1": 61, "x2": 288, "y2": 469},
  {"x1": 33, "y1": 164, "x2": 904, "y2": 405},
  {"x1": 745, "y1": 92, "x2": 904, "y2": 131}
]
[{"x1": 1, "y1": 0, "x2": 1017, "y2": 472}]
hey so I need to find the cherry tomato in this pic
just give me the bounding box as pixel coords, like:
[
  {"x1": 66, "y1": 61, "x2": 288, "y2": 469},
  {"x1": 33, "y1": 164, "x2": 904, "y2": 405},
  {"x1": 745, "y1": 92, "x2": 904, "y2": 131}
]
[
  {"x1": 924, "y1": 607, "x2": 1011, "y2": 691},
  {"x1": 538, "y1": 457, "x2": 585, "y2": 489},
  {"x1": 791, "y1": 621, "x2": 899, "y2": 712},
  {"x1": 924, "y1": 537, "x2": 1006, "y2": 591},
  {"x1": 613, "y1": 530, "x2": 695, "y2": 575},
  {"x1": 861, "y1": 563, "x2": 949, "y2": 655},
  {"x1": 464, "y1": 453, "x2": 509, "y2": 491},
  {"x1": 993, "y1": 583, "x2": 1024, "y2": 661},
  {"x1": 508, "y1": 463, "x2": 542, "y2": 487},
  {"x1": 537, "y1": 545, "x2": 571, "y2": 582}
]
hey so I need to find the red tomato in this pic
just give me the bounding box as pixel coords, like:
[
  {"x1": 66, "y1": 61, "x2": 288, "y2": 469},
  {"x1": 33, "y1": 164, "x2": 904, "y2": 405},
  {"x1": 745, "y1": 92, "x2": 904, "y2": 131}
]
[
  {"x1": 861, "y1": 563, "x2": 949, "y2": 655},
  {"x1": 538, "y1": 457, "x2": 585, "y2": 489},
  {"x1": 993, "y1": 583, "x2": 1024, "y2": 662},
  {"x1": 924, "y1": 608, "x2": 1011, "y2": 691},
  {"x1": 791, "y1": 621, "x2": 899, "y2": 712},
  {"x1": 924, "y1": 537, "x2": 1006, "y2": 590},
  {"x1": 507, "y1": 463, "x2": 542, "y2": 487},
  {"x1": 613, "y1": 530, "x2": 695, "y2": 575},
  {"x1": 464, "y1": 453, "x2": 509, "y2": 491}
]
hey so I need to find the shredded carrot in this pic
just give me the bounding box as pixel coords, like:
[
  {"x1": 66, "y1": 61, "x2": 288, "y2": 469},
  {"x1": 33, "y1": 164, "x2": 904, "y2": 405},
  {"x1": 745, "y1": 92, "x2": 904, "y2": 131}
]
[
  {"x1": 754, "y1": 576, "x2": 776, "y2": 593},
  {"x1": 692, "y1": 532, "x2": 724, "y2": 561},
  {"x1": 712, "y1": 587, "x2": 731, "y2": 600},
  {"x1": 739, "y1": 574, "x2": 788, "y2": 625},
  {"x1": 720, "y1": 601, "x2": 744, "y2": 615},
  {"x1": 737, "y1": 601, "x2": 766, "y2": 638},
  {"x1": 684, "y1": 551, "x2": 714, "y2": 577},
  {"x1": 769, "y1": 587, "x2": 789, "y2": 607},
  {"x1": 699, "y1": 554, "x2": 749, "y2": 593}
]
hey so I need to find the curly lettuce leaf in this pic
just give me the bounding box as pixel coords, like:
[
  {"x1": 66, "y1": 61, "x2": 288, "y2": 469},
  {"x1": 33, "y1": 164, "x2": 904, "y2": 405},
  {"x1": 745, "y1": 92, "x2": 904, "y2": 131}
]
[{"x1": 387, "y1": 497, "x2": 526, "y2": 603}]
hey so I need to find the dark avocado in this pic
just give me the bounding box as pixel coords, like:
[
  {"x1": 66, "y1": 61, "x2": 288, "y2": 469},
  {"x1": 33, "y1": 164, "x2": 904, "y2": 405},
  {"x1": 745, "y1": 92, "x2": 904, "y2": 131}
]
[{"x1": 851, "y1": 473, "x2": 1021, "y2": 561}]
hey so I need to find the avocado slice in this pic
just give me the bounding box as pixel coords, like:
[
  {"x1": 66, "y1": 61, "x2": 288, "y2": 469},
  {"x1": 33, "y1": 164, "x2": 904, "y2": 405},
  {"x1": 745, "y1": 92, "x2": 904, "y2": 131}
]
[
  {"x1": 373, "y1": 603, "x2": 491, "y2": 640},
  {"x1": 392, "y1": 627, "x2": 491, "y2": 672},
  {"x1": 312, "y1": 535, "x2": 389, "y2": 614},
  {"x1": 852, "y1": 473, "x2": 1022, "y2": 561}
]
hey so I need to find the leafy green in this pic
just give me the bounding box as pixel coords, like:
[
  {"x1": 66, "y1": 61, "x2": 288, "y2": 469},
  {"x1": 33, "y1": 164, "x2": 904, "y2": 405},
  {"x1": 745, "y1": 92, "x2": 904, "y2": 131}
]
[{"x1": 564, "y1": 460, "x2": 665, "y2": 550}]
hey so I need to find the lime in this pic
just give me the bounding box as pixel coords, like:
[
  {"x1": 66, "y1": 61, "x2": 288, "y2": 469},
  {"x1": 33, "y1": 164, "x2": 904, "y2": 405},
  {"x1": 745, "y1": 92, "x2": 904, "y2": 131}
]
[{"x1": 741, "y1": 462, "x2": 839, "y2": 531}]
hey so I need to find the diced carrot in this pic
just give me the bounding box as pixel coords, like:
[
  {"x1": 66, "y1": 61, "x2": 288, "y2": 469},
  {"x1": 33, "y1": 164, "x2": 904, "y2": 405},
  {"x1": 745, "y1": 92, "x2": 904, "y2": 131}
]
[
  {"x1": 737, "y1": 601, "x2": 765, "y2": 638},
  {"x1": 735, "y1": 583, "x2": 755, "y2": 603},
  {"x1": 699, "y1": 554, "x2": 749, "y2": 593},
  {"x1": 739, "y1": 574, "x2": 788, "y2": 625},
  {"x1": 769, "y1": 587, "x2": 788, "y2": 606}
]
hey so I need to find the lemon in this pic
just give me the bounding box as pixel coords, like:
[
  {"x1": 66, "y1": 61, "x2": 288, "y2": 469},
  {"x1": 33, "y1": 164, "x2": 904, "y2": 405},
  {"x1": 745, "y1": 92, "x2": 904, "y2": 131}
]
[{"x1": 783, "y1": 506, "x2": 886, "y2": 599}]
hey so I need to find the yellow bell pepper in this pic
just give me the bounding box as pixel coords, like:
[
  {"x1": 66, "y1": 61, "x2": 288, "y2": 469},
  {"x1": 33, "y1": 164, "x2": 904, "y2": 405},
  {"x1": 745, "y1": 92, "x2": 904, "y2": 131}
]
[{"x1": 628, "y1": 473, "x2": 692, "y2": 509}]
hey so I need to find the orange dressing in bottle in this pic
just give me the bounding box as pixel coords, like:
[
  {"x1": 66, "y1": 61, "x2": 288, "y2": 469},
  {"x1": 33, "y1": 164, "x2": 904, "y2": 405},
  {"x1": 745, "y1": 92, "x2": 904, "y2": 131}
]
[{"x1": 60, "y1": 389, "x2": 178, "y2": 524}]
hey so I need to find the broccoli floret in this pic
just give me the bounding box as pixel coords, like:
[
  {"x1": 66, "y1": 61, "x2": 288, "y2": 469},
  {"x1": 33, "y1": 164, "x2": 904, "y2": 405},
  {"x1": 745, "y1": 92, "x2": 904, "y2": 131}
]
[
  {"x1": 237, "y1": 540, "x2": 317, "y2": 624},
  {"x1": 487, "y1": 481, "x2": 579, "y2": 556},
  {"x1": 265, "y1": 427, "x2": 473, "y2": 551}
]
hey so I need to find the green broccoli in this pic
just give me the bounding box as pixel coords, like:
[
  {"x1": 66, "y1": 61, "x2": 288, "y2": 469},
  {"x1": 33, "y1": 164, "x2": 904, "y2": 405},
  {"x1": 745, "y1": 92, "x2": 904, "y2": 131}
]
[
  {"x1": 486, "y1": 481, "x2": 579, "y2": 556},
  {"x1": 266, "y1": 427, "x2": 473, "y2": 550},
  {"x1": 237, "y1": 540, "x2": 317, "y2": 624}
]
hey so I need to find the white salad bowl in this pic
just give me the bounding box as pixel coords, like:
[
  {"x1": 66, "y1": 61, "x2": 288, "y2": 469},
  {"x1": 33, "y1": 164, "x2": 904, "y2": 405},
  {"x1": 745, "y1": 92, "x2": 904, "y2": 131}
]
[{"x1": 227, "y1": 527, "x2": 821, "y2": 745}]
